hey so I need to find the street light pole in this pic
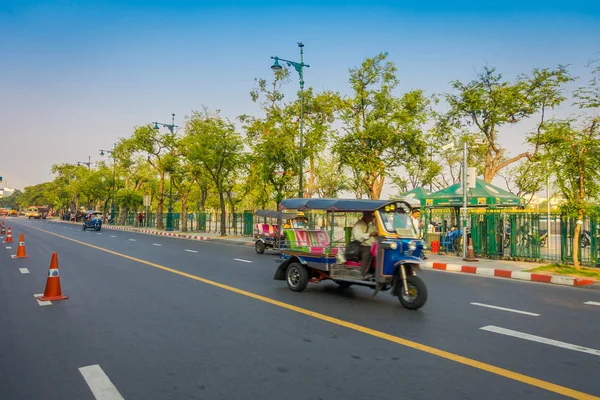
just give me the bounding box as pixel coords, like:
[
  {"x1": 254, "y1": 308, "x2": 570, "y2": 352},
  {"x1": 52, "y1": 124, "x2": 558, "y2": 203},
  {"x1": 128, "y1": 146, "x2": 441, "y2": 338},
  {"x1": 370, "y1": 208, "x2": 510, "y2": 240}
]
[
  {"x1": 271, "y1": 43, "x2": 310, "y2": 198},
  {"x1": 462, "y1": 140, "x2": 468, "y2": 259},
  {"x1": 99, "y1": 145, "x2": 116, "y2": 224},
  {"x1": 153, "y1": 113, "x2": 178, "y2": 231},
  {"x1": 77, "y1": 156, "x2": 92, "y2": 170}
]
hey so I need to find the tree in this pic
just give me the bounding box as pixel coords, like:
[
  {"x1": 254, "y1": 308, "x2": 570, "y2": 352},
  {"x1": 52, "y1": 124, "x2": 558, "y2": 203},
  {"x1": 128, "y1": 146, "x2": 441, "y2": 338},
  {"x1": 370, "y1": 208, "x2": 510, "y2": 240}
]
[
  {"x1": 241, "y1": 69, "x2": 301, "y2": 205},
  {"x1": 127, "y1": 125, "x2": 178, "y2": 229},
  {"x1": 445, "y1": 66, "x2": 573, "y2": 182},
  {"x1": 335, "y1": 53, "x2": 429, "y2": 199},
  {"x1": 313, "y1": 153, "x2": 350, "y2": 198},
  {"x1": 499, "y1": 160, "x2": 546, "y2": 206},
  {"x1": 536, "y1": 119, "x2": 600, "y2": 268},
  {"x1": 286, "y1": 88, "x2": 342, "y2": 197},
  {"x1": 183, "y1": 109, "x2": 244, "y2": 236},
  {"x1": 0, "y1": 190, "x2": 22, "y2": 209}
]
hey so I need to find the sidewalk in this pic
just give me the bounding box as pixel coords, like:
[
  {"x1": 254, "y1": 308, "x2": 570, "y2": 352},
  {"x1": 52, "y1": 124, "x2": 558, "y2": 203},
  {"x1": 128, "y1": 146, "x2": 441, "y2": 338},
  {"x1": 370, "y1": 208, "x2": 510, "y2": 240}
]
[
  {"x1": 422, "y1": 253, "x2": 597, "y2": 288},
  {"x1": 99, "y1": 223, "x2": 254, "y2": 246}
]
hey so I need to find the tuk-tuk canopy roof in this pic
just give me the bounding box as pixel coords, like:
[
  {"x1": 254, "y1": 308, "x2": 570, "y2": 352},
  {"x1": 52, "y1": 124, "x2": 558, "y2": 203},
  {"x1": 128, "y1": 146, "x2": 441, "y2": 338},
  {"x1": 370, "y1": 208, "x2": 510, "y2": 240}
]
[
  {"x1": 279, "y1": 198, "x2": 418, "y2": 212},
  {"x1": 255, "y1": 210, "x2": 299, "y2": 219},
  {"x1": 423, "y1": 179, "x2": 525, "y2": 208}
]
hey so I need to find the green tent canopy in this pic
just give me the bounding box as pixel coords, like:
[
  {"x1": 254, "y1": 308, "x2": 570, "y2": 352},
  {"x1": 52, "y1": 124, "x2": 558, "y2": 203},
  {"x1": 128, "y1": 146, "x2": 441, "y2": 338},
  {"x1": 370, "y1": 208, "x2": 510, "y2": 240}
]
[
  {"x1": 400, "y1": 187, "x2": 432, "y2": 202},
  {"x1": 423, "y1": 179, "x2": 525, "y2": 208}
]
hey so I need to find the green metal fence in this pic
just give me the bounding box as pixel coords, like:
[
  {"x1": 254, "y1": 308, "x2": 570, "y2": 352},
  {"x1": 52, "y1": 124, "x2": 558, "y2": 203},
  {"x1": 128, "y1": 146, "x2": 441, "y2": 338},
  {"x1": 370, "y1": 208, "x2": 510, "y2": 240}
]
[{"x1": 425, "y1": 209, "x2": 599, "y2": 267}]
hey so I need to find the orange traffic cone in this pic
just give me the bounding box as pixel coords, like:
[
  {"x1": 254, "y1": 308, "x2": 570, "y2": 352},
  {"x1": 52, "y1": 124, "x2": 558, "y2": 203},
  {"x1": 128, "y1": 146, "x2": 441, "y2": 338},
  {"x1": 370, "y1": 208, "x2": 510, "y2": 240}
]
[
  {"x1": 463, "y1": 237, "x2": 479, "y2": 262},
  {"x1": 14, "y1": 233, "x2": 28, "y2": 258},
  {"x1": 5, "y1": 227, "x2": 13, "y2": 243},
  {"x1": 36, "y1": 253, "x2": 68, "y2": 301}
]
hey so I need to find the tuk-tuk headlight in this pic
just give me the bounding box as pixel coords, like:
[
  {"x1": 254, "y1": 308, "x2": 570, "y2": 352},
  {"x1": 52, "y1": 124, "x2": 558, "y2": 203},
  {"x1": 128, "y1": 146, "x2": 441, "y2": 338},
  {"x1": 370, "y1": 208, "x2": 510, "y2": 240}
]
[
  {"x1": 408, "y1": 241, "x2": 417, "y2": 251},
  {"x1": 389, "y1": 241, "x2": 398, "y2": 250}
]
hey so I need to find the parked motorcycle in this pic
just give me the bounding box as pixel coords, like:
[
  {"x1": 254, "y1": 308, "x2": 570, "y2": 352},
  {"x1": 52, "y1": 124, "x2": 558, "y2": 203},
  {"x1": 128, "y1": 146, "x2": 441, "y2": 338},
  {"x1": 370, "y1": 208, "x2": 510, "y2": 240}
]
[{"x1": 580, "y1": 230, "x2": 591, "y2": 248}]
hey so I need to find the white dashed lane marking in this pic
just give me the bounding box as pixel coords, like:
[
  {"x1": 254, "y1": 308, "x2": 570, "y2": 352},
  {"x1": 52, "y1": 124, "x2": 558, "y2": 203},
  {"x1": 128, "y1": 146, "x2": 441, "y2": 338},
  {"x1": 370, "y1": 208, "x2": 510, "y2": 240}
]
[
  {"x1": 234, "y1": 258, "x2": 253, "y2": 263},
  {"x1": 128, "y1": 239, "x2": 136, "y2": 242},
  {"x1": 480, "y1": 325, "x2": 600, "y2": 357},
  {"x1": 33, "y1": 294, "x2": 51, "y2": 306},
  {"x1": 185, "y1": 249, "x2": 198, "y2": 253},
  {"x1": 19, "y1": 268, "x2": 30, "y2": 274},
  {"x1": 584, "y1": 301, "x2": 600, "y2": 307},
  {"x1": 152, "y1": 243, "x2": 162, "y2": 246},
  {"x1": 471, "y1": 302, "x2": 540, "y2": 316},
  {"x1": 79, "y1": 364, "x2": 125, "y2": 400}
]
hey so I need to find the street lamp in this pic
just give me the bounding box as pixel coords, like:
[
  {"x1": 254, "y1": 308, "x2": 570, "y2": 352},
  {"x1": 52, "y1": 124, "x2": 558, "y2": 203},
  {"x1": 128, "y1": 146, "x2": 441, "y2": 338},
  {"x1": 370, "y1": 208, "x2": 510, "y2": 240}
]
[
  {"x1": 152, "y1": 113, "x2": 178, "y2": 231},
  {"x1": 270, "y1": 42, "x2": 310, "y2": 198},
  {"x1": 77, "y1": 156, "x2": 92, "y2": 170},
  {"x1": 99, "y1": 145, "x2": 116, "y2": 224}
]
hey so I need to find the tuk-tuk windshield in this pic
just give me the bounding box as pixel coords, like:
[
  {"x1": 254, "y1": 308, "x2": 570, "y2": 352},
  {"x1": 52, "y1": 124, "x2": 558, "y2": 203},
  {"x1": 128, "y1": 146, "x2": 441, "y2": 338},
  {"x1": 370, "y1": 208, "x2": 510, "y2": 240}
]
[{"x1": 379, "y1": 210, "x2": 418, "y2": 238}]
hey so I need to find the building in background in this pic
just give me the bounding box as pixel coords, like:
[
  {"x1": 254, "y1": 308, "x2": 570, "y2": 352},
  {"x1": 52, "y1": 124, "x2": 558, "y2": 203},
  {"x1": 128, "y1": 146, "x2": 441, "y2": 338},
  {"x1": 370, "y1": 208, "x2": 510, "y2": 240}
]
[{"x1": 1, "y1": 187, "x2": 16, "y2": 198}]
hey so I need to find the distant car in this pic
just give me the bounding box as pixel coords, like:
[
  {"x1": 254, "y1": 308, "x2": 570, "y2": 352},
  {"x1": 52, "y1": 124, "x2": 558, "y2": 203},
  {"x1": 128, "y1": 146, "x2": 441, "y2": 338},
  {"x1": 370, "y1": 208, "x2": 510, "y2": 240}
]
[{"x1": 8, "y1": 210, "x2": 18, "y2": 217}]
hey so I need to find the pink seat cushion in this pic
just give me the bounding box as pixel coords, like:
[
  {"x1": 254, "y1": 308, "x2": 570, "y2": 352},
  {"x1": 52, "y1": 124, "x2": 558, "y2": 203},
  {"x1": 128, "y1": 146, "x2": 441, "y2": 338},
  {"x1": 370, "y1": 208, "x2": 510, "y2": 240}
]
[{"x1": 344, "y1": 260, "x2": 361, "y2": 267}]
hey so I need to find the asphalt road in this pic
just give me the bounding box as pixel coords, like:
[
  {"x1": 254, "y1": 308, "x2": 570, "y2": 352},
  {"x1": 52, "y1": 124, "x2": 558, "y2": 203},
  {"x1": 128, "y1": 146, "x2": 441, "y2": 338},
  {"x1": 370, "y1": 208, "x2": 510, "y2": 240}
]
[{"x1": 1, "y1": 217, "x2": 599, "y2": 400}]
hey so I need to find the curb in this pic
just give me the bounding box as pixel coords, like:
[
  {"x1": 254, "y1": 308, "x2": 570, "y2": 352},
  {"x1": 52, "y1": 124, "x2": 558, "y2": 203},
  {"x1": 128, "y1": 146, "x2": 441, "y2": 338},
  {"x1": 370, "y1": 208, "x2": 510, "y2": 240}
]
[
  {"x1": 421, "y1": 261, "x2": 596, "y2": 287},
  {"x1": 103, "y1": 225, "x2": 211, "y2": 241}
]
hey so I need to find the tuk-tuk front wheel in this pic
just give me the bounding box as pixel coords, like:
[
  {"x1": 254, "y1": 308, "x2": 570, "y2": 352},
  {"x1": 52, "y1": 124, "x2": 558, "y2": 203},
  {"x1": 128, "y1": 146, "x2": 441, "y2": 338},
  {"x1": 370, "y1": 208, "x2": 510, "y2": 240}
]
[
  {"x1": 255, "y1": 240, "x2": 266, "y2": 254},
  {"x1": 286, "y1": 262, "x2": 308, "y2": 292},
  {"x1": 82, "y1": 225, "x2": 86, "y2": 230},
  {"x1": 397, "y1": 275, "x2": 427, "y2": 310}
]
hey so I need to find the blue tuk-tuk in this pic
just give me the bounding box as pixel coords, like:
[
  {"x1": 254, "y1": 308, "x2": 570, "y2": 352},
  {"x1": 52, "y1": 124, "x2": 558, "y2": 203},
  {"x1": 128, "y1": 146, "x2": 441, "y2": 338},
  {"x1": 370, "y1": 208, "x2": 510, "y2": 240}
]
[
  {"x1": 273, "y1": 198, "x2": 428, "y2": 310},
  {"x1": 82, "y1": 210, "x2": 103, "y2": 231}
]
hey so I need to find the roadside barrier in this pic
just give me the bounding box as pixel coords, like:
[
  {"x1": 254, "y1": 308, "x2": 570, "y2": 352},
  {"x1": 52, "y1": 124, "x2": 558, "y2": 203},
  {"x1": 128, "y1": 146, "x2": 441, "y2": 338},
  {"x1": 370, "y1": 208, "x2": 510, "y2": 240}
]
[{"x1": 463, "y1": 237, "x2": 479, "y2": 262}]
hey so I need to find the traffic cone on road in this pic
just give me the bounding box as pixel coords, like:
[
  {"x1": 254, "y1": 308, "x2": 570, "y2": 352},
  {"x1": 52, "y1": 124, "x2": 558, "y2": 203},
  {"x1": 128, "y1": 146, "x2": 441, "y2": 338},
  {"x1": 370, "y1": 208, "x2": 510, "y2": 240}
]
[
  {"x1": 463, "y1": 237, "x2": 479, "y2": 262},
  {"x1": 36, "y1": 253, "x2": 68, "y2": 301},
  {"x1": 14, "y1": 234, "x2": 28, "y2": 258},
  {"x1": 5, "y1": 227, "x2": 13, "y2": 243}
]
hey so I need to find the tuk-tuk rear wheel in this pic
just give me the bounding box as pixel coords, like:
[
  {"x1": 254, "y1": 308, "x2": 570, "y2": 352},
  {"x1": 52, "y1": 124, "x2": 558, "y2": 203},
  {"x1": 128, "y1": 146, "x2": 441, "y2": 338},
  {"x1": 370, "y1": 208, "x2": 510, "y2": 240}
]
[
  {"x1": 286, "y1": 262, "x2": 308, "y2": 292},
  {"x1": 397, "y1": 275, "x2": 427, "y2": 310},
  {"x1": 255, "y1": 240, "x2": 266, "y2": 254}
]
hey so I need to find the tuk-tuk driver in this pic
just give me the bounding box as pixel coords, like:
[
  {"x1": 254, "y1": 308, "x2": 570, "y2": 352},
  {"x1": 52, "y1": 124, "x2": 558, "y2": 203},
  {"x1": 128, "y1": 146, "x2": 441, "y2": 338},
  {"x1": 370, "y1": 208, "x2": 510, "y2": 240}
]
[{"x1": 351, "y1": 211, "x2": 379, "y2": 278}]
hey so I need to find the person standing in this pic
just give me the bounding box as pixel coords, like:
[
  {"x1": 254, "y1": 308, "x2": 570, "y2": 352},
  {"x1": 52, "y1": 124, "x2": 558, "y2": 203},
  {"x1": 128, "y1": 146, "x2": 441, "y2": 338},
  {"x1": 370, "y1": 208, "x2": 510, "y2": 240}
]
[{"x1": 411, "y1": 209, "x2": 423, "y2": 238}]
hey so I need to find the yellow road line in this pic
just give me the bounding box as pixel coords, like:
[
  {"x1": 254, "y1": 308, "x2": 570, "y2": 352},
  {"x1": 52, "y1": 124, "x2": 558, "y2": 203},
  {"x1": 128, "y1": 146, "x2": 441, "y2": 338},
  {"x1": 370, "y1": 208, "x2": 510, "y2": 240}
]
[{"x1": 30, "y1": 225, "x2": 600, "y2": 400}]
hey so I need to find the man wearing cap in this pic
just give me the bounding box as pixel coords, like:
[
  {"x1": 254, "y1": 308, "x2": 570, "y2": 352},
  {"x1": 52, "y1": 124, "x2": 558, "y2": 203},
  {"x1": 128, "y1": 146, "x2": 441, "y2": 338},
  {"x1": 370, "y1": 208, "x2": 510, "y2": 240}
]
[{"x1": 351, "y1": 212, "x2": 379, "y2": 278}]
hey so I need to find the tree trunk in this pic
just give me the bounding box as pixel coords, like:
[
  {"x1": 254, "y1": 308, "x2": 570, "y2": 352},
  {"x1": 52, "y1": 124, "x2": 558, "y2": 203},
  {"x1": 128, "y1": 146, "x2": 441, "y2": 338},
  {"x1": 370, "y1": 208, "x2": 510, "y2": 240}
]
[
  {"x1": 181, "y1": 194, "x2": 188, "y2": 233},
  {"x1": 199, "y1": 186, "x2": 207, "y2": 211},
  {"x1": 308, "y1": 157, "x2": 315, "y2": 198},
  {"x1": 156, "y1": 171, "x2": 165, "y2": 229},
  {"x1": 573, "y1": 216, "x2": 582, "y2": 270},
  {"x1": 219, "y1": 191, "x2": 226, "y2": 236}
]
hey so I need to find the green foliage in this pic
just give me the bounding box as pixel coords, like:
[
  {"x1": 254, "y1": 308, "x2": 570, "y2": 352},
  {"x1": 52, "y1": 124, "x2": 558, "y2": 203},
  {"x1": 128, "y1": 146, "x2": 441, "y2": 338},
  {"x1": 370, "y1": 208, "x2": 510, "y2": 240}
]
[
  {"x1": 445, "y1": 66, "x2": 573, "y2": 182},
  {"x1": 183, "y1": 109, "x2": 245, "y2": 235},
  {"x1": 335, "y1": 52, "x2": 429, "y2": 199},
  {"x1": 0, "y1": 190, "x2": 22, "y2": 209},
  {"x1": 241, "y1": 69, "x2": 301, "y2": 204},
  {"x1": 537, "y1": 119, "x2": 600, "y2": 209}
]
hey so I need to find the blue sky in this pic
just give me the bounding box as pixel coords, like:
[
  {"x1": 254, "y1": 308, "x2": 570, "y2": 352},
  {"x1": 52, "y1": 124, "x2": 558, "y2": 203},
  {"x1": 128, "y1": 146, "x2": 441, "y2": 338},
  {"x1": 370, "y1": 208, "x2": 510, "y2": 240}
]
[{"x1": 1, "y1": 0, "x2": 599, "y2": 193}]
